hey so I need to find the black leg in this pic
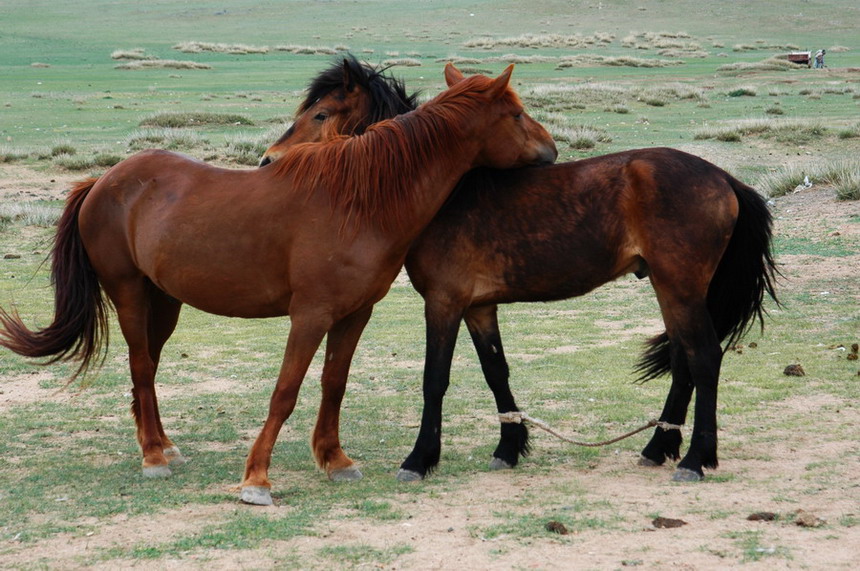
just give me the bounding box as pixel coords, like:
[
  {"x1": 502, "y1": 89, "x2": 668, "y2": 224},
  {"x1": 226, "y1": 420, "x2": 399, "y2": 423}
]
[
  {"x1": 640, "y1": 340, "x2": 691, "y2": 466},
  {"x1": 398, "y1": 301, "x2": 463, "y2": 480},
  {"x1": 464, "y1": 305, "x2": 529, "y2": 469}
]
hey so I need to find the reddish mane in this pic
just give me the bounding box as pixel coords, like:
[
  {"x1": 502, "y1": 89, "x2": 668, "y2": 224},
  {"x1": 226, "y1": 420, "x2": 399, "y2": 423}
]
[{"x1": 274, "y1": 75, "x2": 519, "y2": 232}]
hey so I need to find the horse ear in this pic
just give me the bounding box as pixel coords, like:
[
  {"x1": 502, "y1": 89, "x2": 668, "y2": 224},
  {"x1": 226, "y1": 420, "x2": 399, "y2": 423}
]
[
  {"x1": 342, "y1": 59, "x2": 356, "y2": 93},
  {"x1": 489, "y1": 64, "x2": 514, "y2": 98},
  {"x1": 444, "y1": 63, "x2": 465, "y2": 87}
]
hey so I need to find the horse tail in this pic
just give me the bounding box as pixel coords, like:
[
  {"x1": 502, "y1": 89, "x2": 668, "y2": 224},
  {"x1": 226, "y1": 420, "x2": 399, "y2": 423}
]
[
  {"x1": 0, "y1": 177, "x2": 110, "y2": 379},
  {"x1": 636, "y1": 177, "x2": 780, "y2": 381}
]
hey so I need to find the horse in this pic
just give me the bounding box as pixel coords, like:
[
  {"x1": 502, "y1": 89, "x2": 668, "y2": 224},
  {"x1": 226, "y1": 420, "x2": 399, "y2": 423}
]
[
  {"x1": 260, "y1": 54, "x2": 418, "y2": 166},
  {"x1": 0, "y1": 63, "x2": 558, "y2": 506},
  {"x1": 262, "y1": 79, "x2": 779, "y2": 485}
]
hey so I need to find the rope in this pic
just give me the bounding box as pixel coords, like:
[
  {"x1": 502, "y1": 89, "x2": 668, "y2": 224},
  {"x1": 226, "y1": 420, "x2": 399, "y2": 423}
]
[{"x1": 498, "y1": 411, "x2": 682, "y2": 448}]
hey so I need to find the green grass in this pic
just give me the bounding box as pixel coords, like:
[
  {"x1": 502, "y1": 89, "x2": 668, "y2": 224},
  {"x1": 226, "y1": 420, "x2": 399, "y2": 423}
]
[{"x1": 1, "y1": 1, "x2": 859, "y2": 568}]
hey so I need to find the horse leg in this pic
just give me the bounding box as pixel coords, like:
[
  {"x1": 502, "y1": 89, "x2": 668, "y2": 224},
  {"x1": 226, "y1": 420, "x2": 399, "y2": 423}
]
[
  {"x1": 146, "y1": 289, "x2": 185, "y2": 466},
  {"x1": 106, "y1": 279, "x2": 175, "y2": 477},
  {"x1": 397, "y1": 299, "x2": 463, "y2": 481},
  {"x1": 639, "y1": 342, "x2": 692, "y2": 467},
  {"x1": 311, "y1": 306, "x2": 373, "y2": 482},
  {"x1": 650, "y1": 289, "x2": 722, "y2": 481},
  {"x1": 463, "y1": 304, "x2": 529, "y2": 471},
  {"x1": 241, "y1": 313, "x2": 330, "y2": 506}
]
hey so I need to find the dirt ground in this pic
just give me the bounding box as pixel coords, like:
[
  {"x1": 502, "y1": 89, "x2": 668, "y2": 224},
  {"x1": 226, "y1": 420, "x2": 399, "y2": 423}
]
[{"x1": 1, "y1": 164, "x2": 858, "y2": 569}]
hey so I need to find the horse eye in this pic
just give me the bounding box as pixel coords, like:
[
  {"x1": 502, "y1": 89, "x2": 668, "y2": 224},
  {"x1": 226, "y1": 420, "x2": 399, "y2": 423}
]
[{"x1": 314, "y1": 113, "x2": 328, "y2": 121}]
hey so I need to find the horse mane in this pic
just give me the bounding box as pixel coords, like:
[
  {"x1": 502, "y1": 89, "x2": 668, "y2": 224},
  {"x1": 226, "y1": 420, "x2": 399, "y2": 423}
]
[
  {"x1": 300, "y1": 54, "x2": 419, "y2": 131},
  {"x1": 275, "y1": 74, "x2": 516, "y2": 233}
]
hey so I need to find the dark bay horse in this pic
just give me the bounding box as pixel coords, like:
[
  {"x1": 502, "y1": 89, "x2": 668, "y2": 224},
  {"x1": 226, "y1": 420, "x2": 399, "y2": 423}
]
[
  {"x1": 0, "y1": 64, "x2": 557, "y2": 506},
  {"x1": 262, "y1": 75, "x2": 779, "y2": 484}
]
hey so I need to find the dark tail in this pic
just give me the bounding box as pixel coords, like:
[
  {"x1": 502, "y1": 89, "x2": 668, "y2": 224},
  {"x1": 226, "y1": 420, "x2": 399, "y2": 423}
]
[
  {"x1": 636, "y1": 178, "x2": 780, "y2": 381},
  {"x1": 0, "y1": 178, "x2": 110, "y2": 379}
]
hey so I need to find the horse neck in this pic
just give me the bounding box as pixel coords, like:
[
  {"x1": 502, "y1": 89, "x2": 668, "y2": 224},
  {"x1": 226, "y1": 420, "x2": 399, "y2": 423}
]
[{"x1": 369, "y1": 94, "x2": 489, "y2": 239}]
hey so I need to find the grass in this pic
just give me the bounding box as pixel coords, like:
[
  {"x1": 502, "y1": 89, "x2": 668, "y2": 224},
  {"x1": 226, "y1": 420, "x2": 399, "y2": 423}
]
[
  {"x1": 1, "y1": 0, "x2": 859, "y2": 567},
  {"x1": 758, "y1": 159, "x2": 860, "y2": 198}
]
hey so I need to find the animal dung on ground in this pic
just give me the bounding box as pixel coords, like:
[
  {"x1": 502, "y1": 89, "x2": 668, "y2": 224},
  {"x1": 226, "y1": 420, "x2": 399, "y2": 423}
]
[
  {"x1": 545, "y1": 521, "x2": 569, "y2": 535},
  {"x1": 794, "y1": 509, "x2": 825, "y2": 528},
  {"x1": 783, "y1": 363, "x2": 805, "y2": 376},
  {"x1": 747, "y1": 511, "x2": 777, "y2": 521},
  {"x1": 652, "y1": 516, "x2": 687, "y2": 529}
]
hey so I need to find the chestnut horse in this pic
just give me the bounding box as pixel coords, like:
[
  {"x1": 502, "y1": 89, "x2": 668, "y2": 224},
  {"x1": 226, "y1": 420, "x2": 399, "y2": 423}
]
[
  {"x1": 0, "y1": 64, "x2": 557, "y2": 506},
  {"x1": 262, "y1": 76, "x2": 779, "y2": 483}
]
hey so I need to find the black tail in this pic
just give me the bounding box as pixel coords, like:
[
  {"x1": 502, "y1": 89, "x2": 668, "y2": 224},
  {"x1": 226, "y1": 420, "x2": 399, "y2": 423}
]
[
  {"x1": 636, "y1": 178, "x2": 780, "y2": 381},
  {"x1": 0, "y1": 178, "x2": 110, "y2": 379}
]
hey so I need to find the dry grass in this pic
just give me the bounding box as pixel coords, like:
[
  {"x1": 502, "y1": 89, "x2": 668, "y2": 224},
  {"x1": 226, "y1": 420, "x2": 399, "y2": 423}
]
[
  {"x1": 718, "y1": 57, "x2": 798, "y2": 73},
  {"x1": 173, "y1": 41, "x2": 269, "y2": 54},
  {"x1": 111, "y1": 48, "x2": 156, "y2": 61},
  {"x1": 557, "y1": 55, "x2": 681, "y2": 69},
  {"x1": 274, "y1": 45, "x2": 342, "y2": 55},
  {"x1": 115, "y1": 60, "x2": 211, "y2": 70},
  {"x1": 463, "y1": 32, "x2": 614, "y2": 50},
  {"x1": 381, "y1": 58, "x2": 422, "y2": 67}
]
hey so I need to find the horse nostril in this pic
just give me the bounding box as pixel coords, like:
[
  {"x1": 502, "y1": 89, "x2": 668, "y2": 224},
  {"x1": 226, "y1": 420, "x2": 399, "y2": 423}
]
[
  {"x1": 259, "y1": 156, "x2": 272, "y2": 167},
  {"x1": 540, "y1": 144, "x2": 558, "y2": 165}
]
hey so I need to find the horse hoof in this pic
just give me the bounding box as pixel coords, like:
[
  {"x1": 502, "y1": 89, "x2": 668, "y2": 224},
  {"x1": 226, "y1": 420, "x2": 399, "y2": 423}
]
[
  {"x1": 142, "y1": 465, "x2": 172, "y2": 479},
  {"x1": 329, "y1": 466, "x2": 363, "y2": 482},
  {"x1": 164, "y1": 446, "x2": 188, "y2": 466},
  {"x1": 240, "y1": 486, "x2": 273, "y2": 506},
  {"x1": 489, "y1": 457, "x2": 513, "y2": 471},
  {"x1": 672, "y1": 468, "x2": 703, "y2": 482},
  {"x1": 638, "y1": 455, "x2": 661, "y2": 467},
  {"x1": 396, "y1": 469, "x2": 424, "y2": 482}
]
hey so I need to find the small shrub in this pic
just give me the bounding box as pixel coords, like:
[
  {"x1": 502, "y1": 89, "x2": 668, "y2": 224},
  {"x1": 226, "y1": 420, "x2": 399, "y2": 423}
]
[
  {"x1": 0, "y1": 146, "x2": 31, "y2": 163},
  {"x1": 727, "y1": 87, "x2": 757, "y2": 97},
  {"x1": 140, "y1": 112, "x2": 253, "y2": 128},
  {"x1": 51, "y1": 143, "x2": 77, "y2": 156},
  {"x1": 115, "y1": 60, "x2": 211, "y2": 70},
  {"x1": 765, "y1": 105, "x2": 784, "y2": 115},
  {"x1": 835, "y1": 172, "x2": 860, "y2": 200},
  {"x1": 381, "y1": 58, "x2": 422, "y2": 67},
  {"x1": 837, "y1": 123, "x2": 860, "y2": 139}
]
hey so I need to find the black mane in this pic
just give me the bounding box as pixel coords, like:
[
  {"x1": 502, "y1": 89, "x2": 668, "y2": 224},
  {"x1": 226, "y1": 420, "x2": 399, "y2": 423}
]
[{"x1": 300, "y1": 54, "x2": 419, "y2": 129}]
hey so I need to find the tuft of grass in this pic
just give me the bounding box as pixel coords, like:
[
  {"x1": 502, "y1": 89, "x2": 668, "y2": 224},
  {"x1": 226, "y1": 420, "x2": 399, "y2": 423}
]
[
  {"x1": 0, "y1": 146, "x2": 32, "y2": 163},
  {"x1": 140, "y1": 112, "x2": 253, "y2": 128},
  {"x1": 556, "y1": 54, "x2": 681, "y2": 69},
  {"x1": 224, "y1": 134, "x2": 269, "y2": 165},
  {"x1": 381, "y1": 57, "x2": 423, "y2": 67},
  {"x1": 274, "y1": 44, "x2": 342, "y2": 55},
  {"x1": 54, "y1": 152, "x2": 122, "y2": 171},
  {"x1": 727, "y1": 86, "x2": 757, "y2": 97},
  {"x1": 758, "y1": 160, "x2": 860, "y2": 199},
  {"x1": 126, "y1": 128, "x2": 206, "y2": 151},
  {"x1": 718, "y1": 57, "x2": 797, "y2": 72},
  {"x1": 111, "y1": 48, "x2": 156, "y2": 61},
  {"x1": 693, "y1": 118, "x2": 826, "y2": 143},
  {"x1": 837, "y1": 123, "x2": 860, "y2": 139},
  {"x1": 115, "y1": 60, "x2": 211, "y2": 70},
  {"x1": 0, "y1": 202, "x2": 60, "y2": 227},
  {"x1": 173, "y1": 41, "x2": 270, "y2": 54}
]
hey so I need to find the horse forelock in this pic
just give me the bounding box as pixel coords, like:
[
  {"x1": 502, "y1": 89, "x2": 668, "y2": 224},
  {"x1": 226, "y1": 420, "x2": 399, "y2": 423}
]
[
  {"x1": 298, "y1": 54, "x2": 418, "y2": 123},
  {"x1": 275, "y1": 75, "x2": 501, "y2": 233}
]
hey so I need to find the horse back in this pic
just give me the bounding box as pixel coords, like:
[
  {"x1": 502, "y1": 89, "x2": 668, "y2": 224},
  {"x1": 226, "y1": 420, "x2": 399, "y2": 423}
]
[{"x1": 406, "y1": 148, "x2": 742, "y2": 307}]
